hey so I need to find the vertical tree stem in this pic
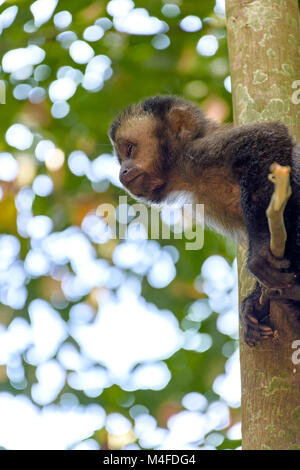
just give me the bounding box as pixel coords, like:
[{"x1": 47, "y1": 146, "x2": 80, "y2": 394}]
[{"x1": 226, "y1": 0, "x2": 300, "y2": 450}]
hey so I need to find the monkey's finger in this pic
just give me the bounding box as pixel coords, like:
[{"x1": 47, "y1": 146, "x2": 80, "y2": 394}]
[
  {"x1": 259, "y1": 291, "x2": 269, "y2": 306},
  {"x1": 259, "y1": 323, "x2": 273, "y2": 332},
  {"x1": 259, "y1": 328, "x2": 274, "y2": 337},
  {"x1": 243, "y1": 315, "x2": 268, "y2": 346},
  {"x1": 248, "y1": 314, "x2": 258, "y2": 325}
]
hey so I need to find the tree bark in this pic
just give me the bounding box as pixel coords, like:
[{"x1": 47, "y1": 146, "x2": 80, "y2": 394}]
[{"x1": 226, "y1": 0, "x2": 300, "y2": 450}]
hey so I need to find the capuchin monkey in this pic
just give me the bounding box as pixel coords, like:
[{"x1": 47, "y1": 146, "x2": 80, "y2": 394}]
[{"x1": 109, "y1": 95, "x2": 300, "y2": 346}]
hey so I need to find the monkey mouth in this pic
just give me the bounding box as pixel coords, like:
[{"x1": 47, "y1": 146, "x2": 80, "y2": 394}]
[
  {"x1": 123, "y1": 173, "x2": 144, "y2": 189},
  {"x1": 120, "y1": 168, "x2": 143, "y2": 186}
]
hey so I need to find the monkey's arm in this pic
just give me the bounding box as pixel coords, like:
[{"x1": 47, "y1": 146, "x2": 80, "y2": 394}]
[{"x1": 189, "y1": 121, "x2": 294, "y2": 173}]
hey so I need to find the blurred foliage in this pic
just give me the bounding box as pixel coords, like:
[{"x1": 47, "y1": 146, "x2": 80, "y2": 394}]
[{"x1": 0, "y1": 0, "x2": 241, "y2": 450}]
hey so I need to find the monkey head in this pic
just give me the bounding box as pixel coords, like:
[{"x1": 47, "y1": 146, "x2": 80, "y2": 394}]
[{"x1": 109, "y1": 95, "x2": 211, "y2": 204}]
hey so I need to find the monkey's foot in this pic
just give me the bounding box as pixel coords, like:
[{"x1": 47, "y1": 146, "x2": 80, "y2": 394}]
[
  {"x1": 260, "y1": 291, "x2": 300, "y2": 331},
  {"x1": 241, "y1": 287, "x2": 274, "y2": 347},
  {"x1": 247, "y1": 247, "x2": 296, "y2": 289},
  {"x1": 260, "y1": 285, "x2": 300, "y2": 302}
]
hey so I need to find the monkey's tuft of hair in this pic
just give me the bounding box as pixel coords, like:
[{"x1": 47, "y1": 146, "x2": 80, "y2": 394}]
[{"x1": 109, "y1": 95, "x2": 209, "y2": 143}]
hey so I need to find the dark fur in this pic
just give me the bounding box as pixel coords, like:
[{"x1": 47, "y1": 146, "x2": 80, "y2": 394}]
[{"x1": 109, "y1": 95, "x2": 300, "y2": 345}]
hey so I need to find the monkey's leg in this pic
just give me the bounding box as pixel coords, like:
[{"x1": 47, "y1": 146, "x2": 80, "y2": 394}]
[
  {"x1": 240, "y1": 171, "x2": 296, "y2": 289},
  {"x1": 241, "y1": 282, "x2": 274, "y2": 347},
  {"x1": 259, "y1": 288, "x2": 300, "y2": 334},
  {"x1": 247, "y1": 241, "x2": 296, "y2": 289}
]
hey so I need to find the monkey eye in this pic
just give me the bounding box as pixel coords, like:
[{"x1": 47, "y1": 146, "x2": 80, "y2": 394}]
[{"x1": 126, "y1": 142, "x2": 134, "y2": 158}]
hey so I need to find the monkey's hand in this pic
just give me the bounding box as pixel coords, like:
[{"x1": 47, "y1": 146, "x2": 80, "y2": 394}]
[
  {"x1": 247, "y1": 246, "x2": 296, "y2": 289},
  {"x1": 241, "y1": 283, "x2": 274, "y2": 347}
]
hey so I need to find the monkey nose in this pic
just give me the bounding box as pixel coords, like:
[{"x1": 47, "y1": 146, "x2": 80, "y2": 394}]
[
  {"x1": 120, "y1": 166, "x2": 143, "y2": 185},
  {"x1": 119, "y1": 168, "x2": 129, "y2": 182}
]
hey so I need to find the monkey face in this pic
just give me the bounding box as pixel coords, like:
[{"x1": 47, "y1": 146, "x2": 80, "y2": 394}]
[
  {"x1": 112, "y1": 116, "x2": 166, "y2": 201},
  {"x1": 109, "y1": 95, "x2": 213, "y2": 204}
]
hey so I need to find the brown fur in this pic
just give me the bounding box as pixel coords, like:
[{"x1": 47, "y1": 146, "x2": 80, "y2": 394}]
[
  {"x1": 110, "y1": 107, "x2": 245, "y2": 243},
  {"x1": 108, "y1": 95, "x2": 294, "y2": 247},
  {"x1": 109, "y1": 95, "x2": 300, "y2": 346}
]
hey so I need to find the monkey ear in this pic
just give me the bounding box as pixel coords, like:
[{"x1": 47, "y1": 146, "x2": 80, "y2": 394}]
[{"x1": 167, "y1": 106, "x2": 197, "y2": 135}]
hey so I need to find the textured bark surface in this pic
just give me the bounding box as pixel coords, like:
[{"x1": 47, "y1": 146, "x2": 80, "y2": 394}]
[{"x1": 226, "y1": 0, "x2": 300, "y2": 450}]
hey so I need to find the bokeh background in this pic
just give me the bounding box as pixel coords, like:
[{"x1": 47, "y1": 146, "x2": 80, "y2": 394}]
[{"x1": 0, "y1": 0, "x2": 241, "y2": 450}]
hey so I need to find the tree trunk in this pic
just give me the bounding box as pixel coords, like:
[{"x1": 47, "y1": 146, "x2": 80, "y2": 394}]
[{"x1": 226, "y1": 0, "x2": 300, "y2": 450}]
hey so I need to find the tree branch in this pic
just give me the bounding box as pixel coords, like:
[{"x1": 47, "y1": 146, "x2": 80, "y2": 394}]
[
  {"x1": 262, "y1": 163, "x2": 300, "y2": 301},
  {"x1": 266, "y1": 162, "x2": 291, "y2": 258}
]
